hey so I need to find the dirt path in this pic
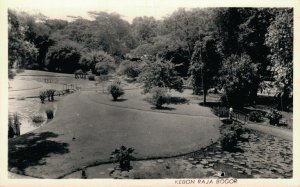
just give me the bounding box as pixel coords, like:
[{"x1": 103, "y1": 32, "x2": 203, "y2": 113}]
[{"x1": 245, "y1": 123, "x2": 292, "y2": 141}]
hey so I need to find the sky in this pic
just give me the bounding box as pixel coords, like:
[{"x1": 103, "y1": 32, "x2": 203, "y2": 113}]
[
  {"x1": 6, "y1": 0, "x2": 295, "y2": 23},
  {"x1": 6, "y1": 0, "x2": 210, "y2": 23}
]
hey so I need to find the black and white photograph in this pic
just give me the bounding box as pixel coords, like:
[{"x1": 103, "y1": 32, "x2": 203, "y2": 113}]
[{"x1": 0, "y1": 0, "x2": 299, "y2": 185}]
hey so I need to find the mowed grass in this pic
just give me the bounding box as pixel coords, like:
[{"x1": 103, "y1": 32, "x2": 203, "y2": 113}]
[{"x1": 9, "y1": 91, "x2": 220, "y2": 178}]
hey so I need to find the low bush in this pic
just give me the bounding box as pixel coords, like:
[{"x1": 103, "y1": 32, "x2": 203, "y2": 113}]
[
  {"x1": 146, "y1": 87, "x2": 170, "y2": 109},
  {"x1": 221, "y1": 132, "x2": 238, "y2": 151},
  {"x1": 248, "y1": 111, "x2": 264, "y2": 122},
  {"x1": 110, "y1": 145, "x2": 135, "y2": 171},
  {"x1": 8, "y1": 113, "x2": 21, "y2": 138},
  {"x1": 212, "y1": 106, "x2": 229, "y2": 117},
  {"x1": 266, "y1": 110, "x2": 282, "y2": 125},
  {"x1": 118, "y1": 60, "x2": 142, "y2": 78},
  {"x1": 8, "y1": 115, "x2": 14, "y2": 138},
  {"x1": 88, "y1": 75, "x2": 95, "y2": 81},
  {"x1": 32, "y1": 115, "x2": 45, "y2": 123},
  {"x1": 221, "y1": 123, "x2": 247, "y2": 151},
  {"x1": 107, "y1": 81, "x2": 125, "y2": 101},
  {"x1": 39, "y1": 91, "x2": 47, "y2": 104},
  {"x1": 46, "y1": 89, "x2": 56, "y2": 101},
  {"x1": 45, "y1": 109, "x2": 54, "y2": 119}
]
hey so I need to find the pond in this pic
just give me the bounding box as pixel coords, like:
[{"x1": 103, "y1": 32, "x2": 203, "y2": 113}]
[{"x1": 8, "y1": 98, "x2": 57, "y2": 135}]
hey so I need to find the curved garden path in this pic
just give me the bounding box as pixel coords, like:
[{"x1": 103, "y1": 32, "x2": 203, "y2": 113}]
[{"x1": 8, "y1": 91, "x2": 221, "y2": 178}]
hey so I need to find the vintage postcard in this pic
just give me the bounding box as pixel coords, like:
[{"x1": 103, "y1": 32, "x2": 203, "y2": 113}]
[{"x1": 0, "y1": 0, "x2": 299, "y2": 186}]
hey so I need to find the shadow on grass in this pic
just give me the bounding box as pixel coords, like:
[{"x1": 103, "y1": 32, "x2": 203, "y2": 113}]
[
  {"x1": 112, "y1": 98, "x2": 128, "y2": 102},
  {"x1": 150, "y1": 106, "x2": 176, "y2": 111},
  {"x1": 168, "y1": 97, "x2": 189, "y2": 105},
  {"x1": 198, "y1": 101, "x2": 222, "y2": 107},
  {"x1": 8, "y1": 132, "x2": 69, "y2": 174}
]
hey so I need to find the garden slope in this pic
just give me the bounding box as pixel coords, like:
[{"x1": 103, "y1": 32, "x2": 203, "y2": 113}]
[{"x1": 9, "y1": 92, "x2": 220, "y2": 178}]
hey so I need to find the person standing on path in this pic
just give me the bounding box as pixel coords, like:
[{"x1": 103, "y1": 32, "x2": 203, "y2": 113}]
[{"x1": 229, "y1": 107, "x2": 233, "y2": 120}]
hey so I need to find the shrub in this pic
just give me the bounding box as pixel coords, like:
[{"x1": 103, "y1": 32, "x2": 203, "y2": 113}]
[
  {"x1": 110, "y1": 145, "x2": 135, "y2": 171},
  {"x1": 138, "y1": 58, "x2": 183, "y2": 93},
  {"x1": 8, "y1": 113, "x2": 21, "y2": 137},
  {"x1": 45, "y1": 109, "x2": 54, "y2": 119},
  {"x1": 39, "y1": 91, "x2": 47, "y2": 104},
  {"x1": 107, "y1": 82, "x2": 125, "y2": 101},
  {"x1": 118, "y1": 60, "x2": 142, "y2": 78},
  {"x1": 221, "y1": 124, "x2": 246, "y2": 151},
  {"x1": 146, "y1": 87, "x2": 170, "y2": 108},
  {"x1": 266, "y1": 110, "x2": 282, "y2": 125},
  {"x1": 221, "y1": 132, "x2": 238, "y2": 151},
  {"x1": 88, "y1": 74, "x2": 95, "y2": 81},
  {"x1": 46, "y1": 89, "x2": 56, "y2": 101},
  {"x1": 8, "y1": 115, "x2": 14, "y2": 138},
  {"x1": 80, "y1": 51, "x2": 115, "y2": 74},
  {"x1": 32, "y1": 115, "x2": 45, "y2": 123},
  {"x1": 249, "y1": 111, "x2": 263, "y2": 122},
  {"x1": 212, "y1": 106, "x2": 229, "y2": 117}
]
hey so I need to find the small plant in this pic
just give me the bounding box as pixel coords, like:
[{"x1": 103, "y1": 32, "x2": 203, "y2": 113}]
[
  {"x1": 221, "y1": 123, "x2": 246, "y2": 151},
  {"x1": 39, "y1": 91, "x2": 47, "y2": 104},
  {"x1": 266, "y1": 110, "x2": 282, "y2": 125},
  {"x1": 107, "y1": 81, "x2": 125, "y2": 101},
  {"x1": 32, "y1": 115, "x2": 45, "y2": 123},
  {"x1": 8, "y1": 115, "x2": 14, "y2": 138},
  {"x1": 46, "y1": 89, "x2": 56, "y2": 101},
  {"x1": 88, "y1": 74, "x2": 95, "y2": 81},
  {"x1": 110, "y1": 145, "x2": 135, "y2": 171},
  {"x1": 45, "y1": 109, "x2": 54, "y2": 119},
  {"x1": 249, "y1": 111, "x2": 263, "y2": 122},
  {"x1": 8, "y1": 113, "x2": 21, "y2": 137},
  {"x1": 221, "y1": 131, "x2": 238, "y2": 151},
  {"x1": 146, "y1": 87, "x2": 170, "y2": 109}
]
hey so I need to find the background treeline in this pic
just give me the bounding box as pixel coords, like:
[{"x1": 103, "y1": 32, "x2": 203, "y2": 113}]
[{"x1": 8, "y1": 8, "x2": 293, "y2": 109}]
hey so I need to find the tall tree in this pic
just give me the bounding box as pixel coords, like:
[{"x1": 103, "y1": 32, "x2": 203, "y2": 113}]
[
  {"x1": 265, "y1": 8, "x2": 293, "y2": 111},
  {"x1": 189, "y1": 35, "x2": 222, "y2": 104},
  {"x1": 45, "y1": 40, "x2": 82, "y2": 73},
  {"x1": 139, "y1": 58, "x2": 183, "y2": 93},
  {"x1": 131, "y1": 16, "x2": 158, "y2": 44},
  {"x1": 8, "y1": 9, "x2": 38, "y2": 69},
  {"x1": 219, "y1": 54, "x2": 258, "y2": 108}
]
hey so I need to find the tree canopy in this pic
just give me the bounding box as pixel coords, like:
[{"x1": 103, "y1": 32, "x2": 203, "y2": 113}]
[{"x1": 8, "y1": 8, "x2": 293, "y2": 109}]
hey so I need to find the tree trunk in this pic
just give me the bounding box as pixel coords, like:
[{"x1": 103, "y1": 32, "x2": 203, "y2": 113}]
[{"x1": 203, "y1": 88, "x2": 207, "y2": 106}]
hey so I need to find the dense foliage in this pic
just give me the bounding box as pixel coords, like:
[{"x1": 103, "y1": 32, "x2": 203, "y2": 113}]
[
  {"x1": 8, "y1": 8, "x2": 293, "y2": 109},
  {"x1": 45, "y1": 41, "x2": 82, "y2": 73},
  {"x1": 139, "y1": 59, "x2": 183, "y2": 93},
  {"x1": 80, "y1": 51, "x2": 115, "y2": 74}
]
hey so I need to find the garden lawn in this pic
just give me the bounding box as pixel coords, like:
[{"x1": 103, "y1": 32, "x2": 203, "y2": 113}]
[
  {"x1": 9, "y1": 91, "x2": 220, "y2": 178},
  {"x1": 89, "y1": 89, "x2": 217, "y2": 117}
]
